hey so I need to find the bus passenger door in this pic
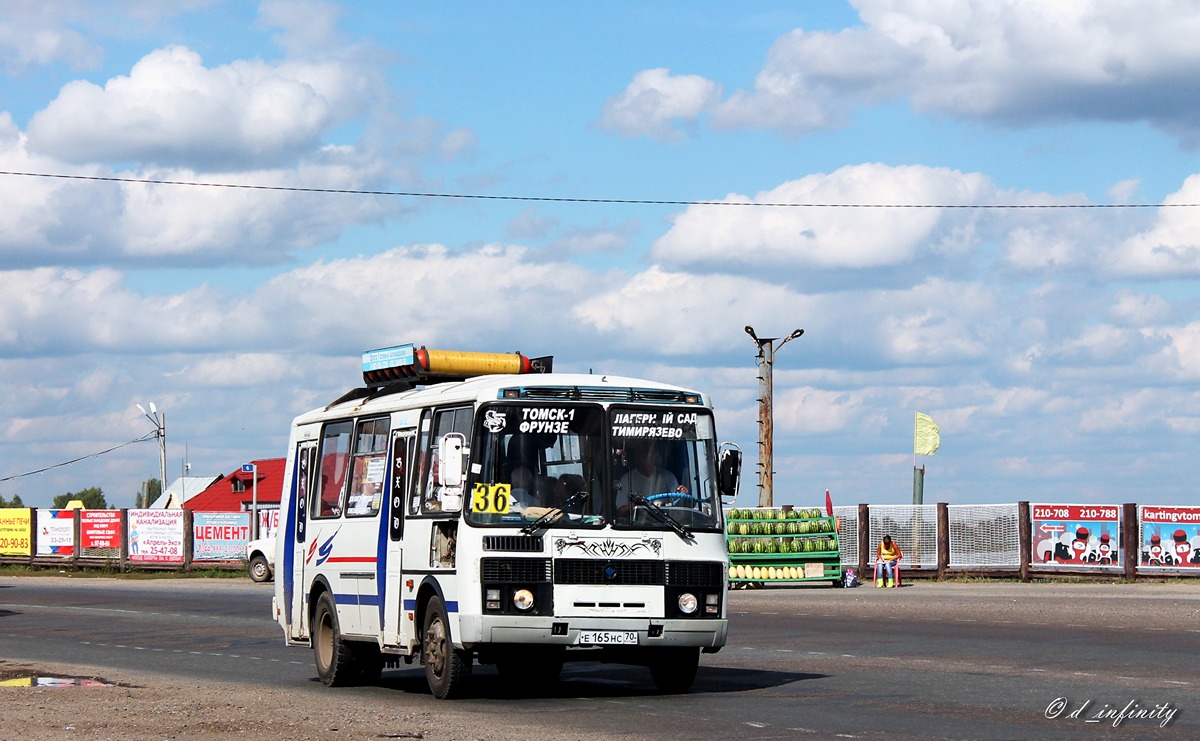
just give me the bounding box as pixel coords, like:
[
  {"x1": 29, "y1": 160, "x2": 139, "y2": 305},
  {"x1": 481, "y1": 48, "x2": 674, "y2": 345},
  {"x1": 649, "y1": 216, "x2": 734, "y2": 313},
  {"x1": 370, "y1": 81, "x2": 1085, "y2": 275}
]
[
  {"x1": 383, "y1": 430, "x2": 415, "y2": 648},
  {"x1": 288, "y1": 440, "x2": 316, "y2": 641}
]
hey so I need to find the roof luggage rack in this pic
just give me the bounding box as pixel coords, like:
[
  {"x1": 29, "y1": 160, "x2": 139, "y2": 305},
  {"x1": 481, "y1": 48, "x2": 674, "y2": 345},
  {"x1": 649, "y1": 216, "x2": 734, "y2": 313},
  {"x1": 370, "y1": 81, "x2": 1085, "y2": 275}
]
[{"x1": 360, "y1": 343, "x2": 551, "y2": 391}]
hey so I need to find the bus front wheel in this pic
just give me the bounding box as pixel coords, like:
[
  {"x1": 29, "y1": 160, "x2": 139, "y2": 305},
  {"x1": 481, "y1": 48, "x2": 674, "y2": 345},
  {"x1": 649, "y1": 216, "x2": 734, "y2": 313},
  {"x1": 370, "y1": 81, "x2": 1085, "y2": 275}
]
[
  {"x1": 312, "y1": 591, "x2": 357, "y2": 686},
  {"x1": 422, "y1": 595, "x2": 471, "y2": 699}
]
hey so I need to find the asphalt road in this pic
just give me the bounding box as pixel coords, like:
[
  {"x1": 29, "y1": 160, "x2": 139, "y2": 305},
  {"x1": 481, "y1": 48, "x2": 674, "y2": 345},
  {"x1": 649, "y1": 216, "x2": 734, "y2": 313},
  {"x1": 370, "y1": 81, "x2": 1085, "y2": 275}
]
[{"x1": 1, "y1": 576, "x2": 1197, "y2": 739}]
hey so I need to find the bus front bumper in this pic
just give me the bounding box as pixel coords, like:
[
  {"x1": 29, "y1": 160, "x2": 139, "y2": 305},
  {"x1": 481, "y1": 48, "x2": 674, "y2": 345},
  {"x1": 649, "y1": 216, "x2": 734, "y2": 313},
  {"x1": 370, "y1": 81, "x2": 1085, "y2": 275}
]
[{"x1": 457, "y1": 614, "x2": 727, "y2": 650}]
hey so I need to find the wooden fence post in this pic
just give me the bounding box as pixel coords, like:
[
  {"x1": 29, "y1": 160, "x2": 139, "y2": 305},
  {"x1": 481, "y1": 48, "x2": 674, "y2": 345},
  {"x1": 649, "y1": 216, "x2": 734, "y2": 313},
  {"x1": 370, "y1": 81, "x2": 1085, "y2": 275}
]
[
  {"x1": 936, "y1": 502, "x2": 949, "y2": 579},
  {"x1": 1122, "y1": 502, "x2": 1138, "y2": 581},
  {"x1": 857, "y1": 503, "x2": 870, "y2": 579},
  {"x1": 28, "y1": 507, "x2": 38, "y2": 566},
  {"x1": 184, "y1": 509, "x2": 194, "y2": 573},
  {"x1": 72, "y1": 508, "x2": 81, "y2": 571},
  {"x1": 120, "y1": 508, "x2": 129, "y2": 572},
  {"x1": 1018, "y1": 501, "x2": 1031, "y2": 583}
]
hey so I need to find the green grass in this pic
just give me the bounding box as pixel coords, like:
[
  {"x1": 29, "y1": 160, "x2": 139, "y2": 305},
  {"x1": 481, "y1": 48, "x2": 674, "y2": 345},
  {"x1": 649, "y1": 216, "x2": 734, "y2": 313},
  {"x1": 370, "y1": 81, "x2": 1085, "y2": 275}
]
[{"x1": 0, "y1": 563, "x2": 248, "y2": 579}]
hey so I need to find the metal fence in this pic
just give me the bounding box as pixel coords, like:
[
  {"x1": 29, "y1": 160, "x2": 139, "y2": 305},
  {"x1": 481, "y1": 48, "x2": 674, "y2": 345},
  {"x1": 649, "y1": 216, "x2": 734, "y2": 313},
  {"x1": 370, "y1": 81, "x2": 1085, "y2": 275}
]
[
  {"x1": 868, "y1": 504, "x2": 938, "y2": 568},
  {"x1": 947, "y1": 504, "x2": 1021, "y2": 568}
]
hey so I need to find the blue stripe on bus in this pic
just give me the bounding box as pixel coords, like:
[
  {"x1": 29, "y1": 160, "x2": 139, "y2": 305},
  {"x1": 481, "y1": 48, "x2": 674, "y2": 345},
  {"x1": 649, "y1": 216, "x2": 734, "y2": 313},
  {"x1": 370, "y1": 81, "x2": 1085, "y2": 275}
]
[
  {"x1": 333, "y1": 592, "x2": 382, "y2": 607},
  {"x1": 402, "y1": 598, "x2": 456, "y2": 612}
]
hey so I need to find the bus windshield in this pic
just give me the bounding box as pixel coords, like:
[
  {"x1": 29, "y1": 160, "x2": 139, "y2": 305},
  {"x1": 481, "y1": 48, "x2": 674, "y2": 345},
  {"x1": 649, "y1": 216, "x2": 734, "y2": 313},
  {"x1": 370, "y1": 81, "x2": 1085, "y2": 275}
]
[
  {"x1": 466, "y1": 403, "x2": 722, "y2": 532},
  {"x1": 467, "y1": 404, "x2": 606, "y2": 527},
  {"x1": 610, "y1": 406, "x2": 721, "y2": 531}
]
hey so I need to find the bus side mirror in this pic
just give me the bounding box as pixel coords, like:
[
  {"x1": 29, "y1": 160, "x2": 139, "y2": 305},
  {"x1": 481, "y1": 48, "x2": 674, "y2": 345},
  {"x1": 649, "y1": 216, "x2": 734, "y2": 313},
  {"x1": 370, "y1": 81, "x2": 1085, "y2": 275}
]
[
  {"x1": 438, "y1": 433, "x2": 466, "y2": 488},
  {"x1": 718, "y1": 445, "x2": 741, "y2": 501}
]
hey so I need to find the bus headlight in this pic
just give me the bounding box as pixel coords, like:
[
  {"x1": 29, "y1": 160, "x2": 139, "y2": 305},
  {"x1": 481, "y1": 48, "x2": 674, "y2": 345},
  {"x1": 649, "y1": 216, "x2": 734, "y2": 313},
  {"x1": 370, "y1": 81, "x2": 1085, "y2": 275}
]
[
  {"x1": 513, "y1": 588, "x2": 535, "y2": 612},
  {"x1": 677, "y1": 592, "x2": 698, "y2": 615},
  {"x1": 485, "y1": 588, "x2": 501, "y2": 611},
  {"x1": 705, "y1": 593, "x2": 719, "y2": 614}
]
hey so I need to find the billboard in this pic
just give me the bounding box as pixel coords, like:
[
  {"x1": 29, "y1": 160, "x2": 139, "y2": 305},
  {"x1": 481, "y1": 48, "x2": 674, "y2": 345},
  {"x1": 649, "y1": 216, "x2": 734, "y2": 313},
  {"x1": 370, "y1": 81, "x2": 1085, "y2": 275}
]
[{"x1": 1031, "y1": 504, "x2": 1121, "y2": 566}]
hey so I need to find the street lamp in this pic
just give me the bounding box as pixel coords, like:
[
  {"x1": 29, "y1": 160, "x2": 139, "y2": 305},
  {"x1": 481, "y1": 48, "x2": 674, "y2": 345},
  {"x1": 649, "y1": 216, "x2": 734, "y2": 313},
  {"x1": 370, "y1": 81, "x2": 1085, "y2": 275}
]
[
  {"x1": 136, "y1": 402, "x2": 167, "y2": 504},
  {"x1": 745, "y1": 325, "x2": 804, "y2": 507}
]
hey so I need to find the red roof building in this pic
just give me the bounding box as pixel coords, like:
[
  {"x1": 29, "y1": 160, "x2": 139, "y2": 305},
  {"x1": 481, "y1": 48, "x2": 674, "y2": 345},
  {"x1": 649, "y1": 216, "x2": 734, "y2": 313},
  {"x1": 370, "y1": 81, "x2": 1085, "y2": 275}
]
[{"x1": 186, "y1": 458, "x2": 286, "y2": 512}]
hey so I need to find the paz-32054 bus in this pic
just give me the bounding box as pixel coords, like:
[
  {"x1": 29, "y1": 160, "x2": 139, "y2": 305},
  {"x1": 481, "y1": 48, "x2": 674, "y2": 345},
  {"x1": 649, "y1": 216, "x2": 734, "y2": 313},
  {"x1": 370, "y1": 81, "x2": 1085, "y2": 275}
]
[{"x1": 271, "y1": 344, "x2": 741, "y2": 698}]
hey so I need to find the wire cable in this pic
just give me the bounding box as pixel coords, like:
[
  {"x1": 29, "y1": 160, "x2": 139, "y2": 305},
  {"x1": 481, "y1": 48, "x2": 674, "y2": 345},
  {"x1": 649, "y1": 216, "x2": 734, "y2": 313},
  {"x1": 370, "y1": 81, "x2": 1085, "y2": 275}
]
[
  {"x1": 0, "y1": 170, "x2": 1193, "y2": 209},
  {"x1": 0, "y1": 431, "x2": 159, "y2": 483}
]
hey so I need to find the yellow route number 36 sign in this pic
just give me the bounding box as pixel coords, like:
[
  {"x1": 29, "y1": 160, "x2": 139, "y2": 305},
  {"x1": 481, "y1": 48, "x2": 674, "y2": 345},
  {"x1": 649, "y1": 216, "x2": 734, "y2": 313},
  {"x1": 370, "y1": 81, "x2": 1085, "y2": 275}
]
[{"x1": 472, "y1": 483, "x2": 512, "y2": 514}]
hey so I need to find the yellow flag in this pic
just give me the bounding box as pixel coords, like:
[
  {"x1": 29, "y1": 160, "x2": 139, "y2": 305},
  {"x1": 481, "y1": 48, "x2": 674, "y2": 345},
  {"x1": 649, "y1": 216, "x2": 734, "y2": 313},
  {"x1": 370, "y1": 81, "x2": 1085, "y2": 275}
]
[{"x1": 914, "y1": 412, "x2": 940, "y2": 455}]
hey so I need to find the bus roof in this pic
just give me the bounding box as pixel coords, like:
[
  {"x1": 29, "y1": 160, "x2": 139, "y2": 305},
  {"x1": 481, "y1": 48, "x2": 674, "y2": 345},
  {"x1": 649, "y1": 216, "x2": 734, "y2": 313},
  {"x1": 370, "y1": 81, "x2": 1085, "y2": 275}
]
[{"x1": 293, "y1": 372, "x2": 708, "y2": 426}]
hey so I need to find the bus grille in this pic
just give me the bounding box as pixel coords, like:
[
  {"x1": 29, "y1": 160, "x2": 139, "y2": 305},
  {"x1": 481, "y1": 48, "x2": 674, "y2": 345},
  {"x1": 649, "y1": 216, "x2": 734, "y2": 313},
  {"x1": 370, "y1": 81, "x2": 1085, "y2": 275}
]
[
  {"x1": 481, "y1": 557, "x2": 551, "y2": 583},
  {"x1": 483, "y1": 535, "x2": 545, "y2": 552},
  {"x1": 554, "y1": 559, "x2": 665, "y2": 585},
  {"x1": 666, "y1": 560, "x2": 725, "y2": 588}
]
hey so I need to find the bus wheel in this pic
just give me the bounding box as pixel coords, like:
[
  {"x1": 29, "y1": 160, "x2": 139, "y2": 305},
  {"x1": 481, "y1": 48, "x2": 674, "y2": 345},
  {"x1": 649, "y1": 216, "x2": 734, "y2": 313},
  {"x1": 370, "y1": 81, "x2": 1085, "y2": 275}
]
[
  {"x1": 648, "y1": 646, "x2": 699, "y2": 694},
  {"x1": 313, "y1": 592, "x2": 357, "y2": 686},
  {"x1": 422, "y1": 596, "x2": 471, "y2": 699}
]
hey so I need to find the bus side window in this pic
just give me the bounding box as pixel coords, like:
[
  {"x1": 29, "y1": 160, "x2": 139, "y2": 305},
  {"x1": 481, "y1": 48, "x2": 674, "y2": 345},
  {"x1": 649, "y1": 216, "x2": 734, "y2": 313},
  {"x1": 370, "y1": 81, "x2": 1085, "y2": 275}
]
[
  {"x1": 418, "y1": 406, "x2": 472, "y2": 513},
  {"x1": 312, "y1": 420, "x2": 353, "y2": 519},
  {"x1": 347, "y1": 417, "x2": 389, "y2": 517},
  {"x1": 411, "y1": 410, "x2": 432, "y2": 515}
]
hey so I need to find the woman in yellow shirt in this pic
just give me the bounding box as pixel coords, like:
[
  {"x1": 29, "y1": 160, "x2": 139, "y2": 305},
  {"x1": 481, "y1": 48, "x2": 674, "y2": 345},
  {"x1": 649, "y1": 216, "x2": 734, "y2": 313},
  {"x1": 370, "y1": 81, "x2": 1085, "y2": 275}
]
[{"x1": 876, "y1": 534, "x2": 902, "y2": 587}]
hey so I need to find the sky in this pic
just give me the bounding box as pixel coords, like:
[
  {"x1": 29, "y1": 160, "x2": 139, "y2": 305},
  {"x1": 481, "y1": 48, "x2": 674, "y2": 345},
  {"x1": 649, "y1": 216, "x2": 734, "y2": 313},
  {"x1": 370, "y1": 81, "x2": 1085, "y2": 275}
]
[{"x1": 3, "y1": 0, "x2": 1200, "y2": 510}]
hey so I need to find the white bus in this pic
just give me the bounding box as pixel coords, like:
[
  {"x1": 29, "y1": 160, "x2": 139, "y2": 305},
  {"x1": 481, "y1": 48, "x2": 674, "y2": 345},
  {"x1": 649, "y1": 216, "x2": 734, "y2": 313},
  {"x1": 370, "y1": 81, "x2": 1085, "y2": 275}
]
[{"x1": 271, "y1": 344, "x2": 742, "y2": 698}]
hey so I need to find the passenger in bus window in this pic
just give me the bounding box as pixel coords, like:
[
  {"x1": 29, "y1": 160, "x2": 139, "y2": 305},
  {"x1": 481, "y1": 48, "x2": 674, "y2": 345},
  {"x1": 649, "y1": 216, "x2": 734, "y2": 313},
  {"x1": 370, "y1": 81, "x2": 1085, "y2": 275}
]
[
  {"x1": 508, "y1": 467, "x2": 538, "y2": 511},
  {"x1": 552, "y1": 473, "x2": 587, "y2": 514}
]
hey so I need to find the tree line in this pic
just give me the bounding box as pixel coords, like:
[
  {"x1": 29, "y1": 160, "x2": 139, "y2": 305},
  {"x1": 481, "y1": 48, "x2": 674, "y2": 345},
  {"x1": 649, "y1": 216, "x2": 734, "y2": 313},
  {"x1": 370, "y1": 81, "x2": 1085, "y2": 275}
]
[{"x1": 0, "y1": 479, "x2": 163, "y2": 509}]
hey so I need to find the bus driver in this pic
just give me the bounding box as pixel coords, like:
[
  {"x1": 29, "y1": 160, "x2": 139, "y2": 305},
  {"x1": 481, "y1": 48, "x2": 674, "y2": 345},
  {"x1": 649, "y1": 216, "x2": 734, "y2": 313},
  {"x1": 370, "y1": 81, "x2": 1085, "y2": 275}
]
[{"x1": 616, "y1": 439, "x2": 688, "y2": 512}]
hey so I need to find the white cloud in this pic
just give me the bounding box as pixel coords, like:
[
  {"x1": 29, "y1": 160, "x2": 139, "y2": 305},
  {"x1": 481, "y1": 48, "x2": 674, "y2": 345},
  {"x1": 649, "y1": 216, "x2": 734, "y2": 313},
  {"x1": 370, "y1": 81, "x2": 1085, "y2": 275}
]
[
  {"x1": 597, "y1": 68, "x2": 722, "y2": 142},
  {"x1": 1107, "y1": 174, "x2": 1200, "y2": 277},
  {"x1": 670, "y1": 1, "x2": 1200, "y2": 143},
  {"x1": 650, "y1": 163, "x2": 991, "y2": 271},
  {"x1": 258, "y1": 0, "x2": 343, "y2": 56},
  {"x1": 0, "y1": 122, "x2": 406, "y2": 266},
  {"x1": 572, "y1": 266, "x2": 811, "y2": 354},
  {"x1": 1109, "y1": 291, "x2": 1171, "y2": 326},
  {"x1": 0, "y1": 1, "x2": 104, "y2": 73},
  {"x1": 26, "y1": 45, "x2": 376, "y2": 168}
]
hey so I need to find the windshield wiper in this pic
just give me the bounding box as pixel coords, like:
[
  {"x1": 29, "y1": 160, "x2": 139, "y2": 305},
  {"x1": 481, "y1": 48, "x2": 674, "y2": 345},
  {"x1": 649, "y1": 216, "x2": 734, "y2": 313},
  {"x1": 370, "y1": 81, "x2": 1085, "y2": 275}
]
[
  {"x1": 628, "y1": 493, "x2": 693, "y2": 540},
  {"x1": 519, "y1": 491, "x2": 589, "y2": 535}
]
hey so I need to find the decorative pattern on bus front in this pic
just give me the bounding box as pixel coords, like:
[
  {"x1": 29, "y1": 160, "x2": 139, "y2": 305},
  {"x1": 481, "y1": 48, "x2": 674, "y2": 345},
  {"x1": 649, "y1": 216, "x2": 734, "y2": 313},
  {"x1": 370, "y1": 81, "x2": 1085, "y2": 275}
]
[{"x1": 552, "y1": 537, "x2": 663, "y2": 558}]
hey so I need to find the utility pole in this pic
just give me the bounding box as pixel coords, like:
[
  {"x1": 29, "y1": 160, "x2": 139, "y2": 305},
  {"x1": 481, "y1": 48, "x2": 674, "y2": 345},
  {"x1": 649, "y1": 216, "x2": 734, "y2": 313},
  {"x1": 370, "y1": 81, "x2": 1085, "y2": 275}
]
[
  {"x1": 745, "y1": 325, "x2": 804, "y2": 508},
  {"x1": 137, "y1": 403, "x2": 167, "y2": 501}
]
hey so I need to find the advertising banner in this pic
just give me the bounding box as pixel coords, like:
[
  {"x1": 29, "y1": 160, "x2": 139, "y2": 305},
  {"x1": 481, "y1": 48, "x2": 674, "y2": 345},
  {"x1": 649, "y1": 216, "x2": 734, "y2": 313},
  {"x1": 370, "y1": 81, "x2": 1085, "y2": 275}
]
[
  {"x1": 1139, "y1": 505, "x2": 1200, "y2": 568},
  {"x1": 255, "y1": 506, "x2": 279, "y2": 539},
  {"x1": 81, "y1": 510, "x2": 122, "y2": 549},
  {"x1": 127, "y1": 509, "x2": 185, "y2": 563},
  {"x1": 35, "y1": 509, "x2": 75, "y2": 556},
  {"x1": 193, "y1": 511, "x2": 251, "y2": 561},
  {"x1": 0, "y1": 509, "x2": 32, "y2": 556},
  {"x1": 1031, "y1": 503, "x2": 1121, "y2": 566}
]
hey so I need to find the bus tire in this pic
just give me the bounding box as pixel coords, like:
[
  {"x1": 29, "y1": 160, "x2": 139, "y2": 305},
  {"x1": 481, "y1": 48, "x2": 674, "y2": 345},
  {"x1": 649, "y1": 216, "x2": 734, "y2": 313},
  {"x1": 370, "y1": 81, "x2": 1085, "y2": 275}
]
[
  {"x1": 313, "y1": 591, "x2": 357, "y2": 686},
  {"x1": 422, "y1": 595, "x2": 471, "y2": 699},
  {"x1": 248, "y1": 555, "x2": 272, "y2": 583},
  {"x1": 648, "y1": 646, "x2": 699, "y2": 694}
]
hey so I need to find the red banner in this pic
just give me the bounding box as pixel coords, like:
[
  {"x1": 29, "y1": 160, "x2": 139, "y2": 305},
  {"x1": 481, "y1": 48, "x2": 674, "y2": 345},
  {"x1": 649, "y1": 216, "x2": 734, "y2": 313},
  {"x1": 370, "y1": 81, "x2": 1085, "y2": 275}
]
[{"x1": 81, "y1": 511, "x2": 121, "y2": 549}]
